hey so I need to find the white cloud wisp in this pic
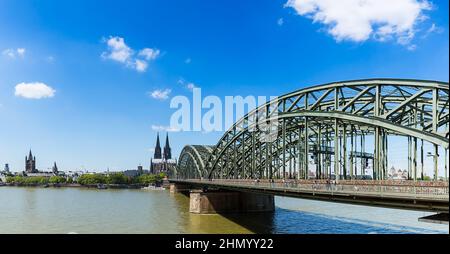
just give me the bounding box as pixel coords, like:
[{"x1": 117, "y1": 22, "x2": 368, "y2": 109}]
[
  {"x1": 151, "y1": 125, "x2": 180, "y2": 132},
  {"x1": 15, "y1": 82, "x2": 56, "y2": 99},
  {"x1": 2, "y1": 48, "x2": 26, "y2": 59},
  {"x1": 285, "y1": 0, "x2": 432, "y2": 47},
  {"x1": 102, "y1": 36, "x2": 160, "y2": 73},
  {"x1": 149, "y1": 89, "x2": 172, "y2": 100}
]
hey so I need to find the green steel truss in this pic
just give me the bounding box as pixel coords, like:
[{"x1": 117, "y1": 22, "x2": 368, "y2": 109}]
[{"x1": 177, "y1": 79, "x2": 449, "y2": 181}]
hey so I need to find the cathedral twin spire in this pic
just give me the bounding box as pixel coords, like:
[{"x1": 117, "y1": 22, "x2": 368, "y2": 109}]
[
  {"x1": 154, "y1": 133, "x2": 162, "y2": 159},
  {"x1": 153, "y1": 133, "x2": 172, "y2": 160}
]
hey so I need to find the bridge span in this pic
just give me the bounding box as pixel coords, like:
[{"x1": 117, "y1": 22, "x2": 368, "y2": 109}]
[
  {"x1": 172, "y1": 79, "x2": 449, "y2": 221},
  {"x1": 169, "y1": 179, "x2": 448, "y2": 213}
]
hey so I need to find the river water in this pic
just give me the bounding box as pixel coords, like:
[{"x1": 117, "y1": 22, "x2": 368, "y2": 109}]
[{"x1": 0, "y1": 187, "x2": 447, "y2": 234}]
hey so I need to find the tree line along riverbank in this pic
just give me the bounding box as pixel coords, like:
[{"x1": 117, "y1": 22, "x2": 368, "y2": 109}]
[{"x1": 1, "y1": 172, "x2": 167, "y2": 189}]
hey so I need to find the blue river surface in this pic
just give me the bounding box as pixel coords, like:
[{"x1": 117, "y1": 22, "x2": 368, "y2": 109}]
[
  {"x1": 271, "y1": 207, "x2": 446, "y2": 234},
  {"x1": 0, "y1": 187, "x2": 447, "y2": 234},
  {"x1": 272, "y1": 196, "x2": 448, "y2": 234}
]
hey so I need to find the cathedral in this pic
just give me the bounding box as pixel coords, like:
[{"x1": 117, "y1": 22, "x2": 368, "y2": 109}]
[{"x1": 150, "y1": 133, "x2": 176, "y2": 176}]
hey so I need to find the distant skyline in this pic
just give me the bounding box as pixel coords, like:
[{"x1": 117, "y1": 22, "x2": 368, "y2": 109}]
[{"x1": 0, "y1": 0, "x2": 448, "y2": 173}]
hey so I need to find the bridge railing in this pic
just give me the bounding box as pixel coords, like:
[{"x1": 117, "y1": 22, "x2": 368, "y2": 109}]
[{"x1": 179, "y1": 179, "x2": 449, "y2": 200}]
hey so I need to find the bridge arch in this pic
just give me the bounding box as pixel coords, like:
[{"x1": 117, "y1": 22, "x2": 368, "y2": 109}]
[
  {"x1": 177, "y1": 145, "x2": 214, "y2": 179},
  {"x1": 179, "y1": 79, "x2": 449, "y2": 181}
]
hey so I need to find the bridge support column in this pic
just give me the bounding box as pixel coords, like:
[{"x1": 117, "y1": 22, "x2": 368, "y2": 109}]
[
  {"x1": 169, "y1": 183, "x2": 191, "y2": 194},
  {"x1": 189, "y1": 191, "x2": 275, "y2": 214}
]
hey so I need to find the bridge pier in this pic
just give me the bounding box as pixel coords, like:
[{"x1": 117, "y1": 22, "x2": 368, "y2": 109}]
[
  {"x1": 169, "y1": 183, "x2": 191, "y2": 194},
  {"x1": 189, "y1": 190, "x2": 275, "y2": 214}
]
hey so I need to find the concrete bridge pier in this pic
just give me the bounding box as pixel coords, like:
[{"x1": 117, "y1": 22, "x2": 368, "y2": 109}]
[
  {"x1": 189, "y1": 190, "x2": 275, "y2": 214},
  {"x1": 169, "y1": 183, "x2": 192, "y2": 194}
]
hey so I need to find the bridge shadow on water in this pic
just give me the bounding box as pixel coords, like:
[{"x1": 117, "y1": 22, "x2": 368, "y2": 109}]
[
  {"x1": 170, "y1": 192, "x2": 446, "y2": 234},
  {"x1": 217, "y1": 211, "x2": 276, "y2": 234}
]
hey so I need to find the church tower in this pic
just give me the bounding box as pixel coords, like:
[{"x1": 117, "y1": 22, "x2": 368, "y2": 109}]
[
  {"x1": 163, "y1": 133, "x2": 172, "y2": 160},
  {"x1": 52, "y1": 162, "x2": 59, "y2": 175},
  {"x1": 25, "y1": 150, "x2": 37, "y2": 173},
  {"x1": 154, "y1": 133, "x2": 162, "y2": 159}
]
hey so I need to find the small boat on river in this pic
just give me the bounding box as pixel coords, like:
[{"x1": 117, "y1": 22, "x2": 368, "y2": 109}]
[
  {"x1": 97, "y1": 184, "x2": 108, "y2": 189},
  {"x1": 142, "y1": 185, "x2": 165, "y2": 191}
]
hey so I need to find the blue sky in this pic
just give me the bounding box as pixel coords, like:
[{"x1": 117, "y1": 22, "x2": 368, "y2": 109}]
[{"x1": 0, "y1": 0, "x2": 448, "y2": 172}]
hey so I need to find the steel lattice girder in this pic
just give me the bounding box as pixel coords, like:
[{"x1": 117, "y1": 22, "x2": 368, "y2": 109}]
[
  {"x1": 177, "y1": 145, "x2": 214, "y2": 179},
  {"x1": 177, "y1": 79, "x2": 449, "y2": 180}
]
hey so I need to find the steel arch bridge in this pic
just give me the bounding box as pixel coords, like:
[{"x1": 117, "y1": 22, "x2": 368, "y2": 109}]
[{"x1": 177, "y1": 79, "x2": 449, "y2": 182}]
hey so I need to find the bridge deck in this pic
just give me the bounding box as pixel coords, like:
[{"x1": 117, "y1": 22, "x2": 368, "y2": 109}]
[{"x1": 169, "y1": 179, "x2": 449, "y2": 213}]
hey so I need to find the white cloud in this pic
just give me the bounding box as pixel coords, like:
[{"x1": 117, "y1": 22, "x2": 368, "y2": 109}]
[
  {"x1": 407, "y1": 44, "x2": 417, "y2": 51},
  {"x1": 135, "y1": 59, "x2": 148, "y2": 72},
  {"x1": 101, "y1": 36, "x2": 160, "y2": 73},
  {"x1": 2, "y1": 48, "x2": 26, "y2": 59},
  {"x1": 149, "y1": 89, "x2": 171, "y2": 100},
  {"x1": 139, "y1": 48, "x2": 160, "y2": 60},
  {"x1": 102, "y1": 36, "x2": 133, "y2": 63},
  {"x1": 422, "y1": 23, "x2": 444, "y2": 38},
  {"x1": 14, "y1": 82, "x2": 56, "y2": 99},
  {"x1": 151, "y1": 125, "x2": 180, "y2": 132},
  {"x1": 277, "y1": 18, "x2": 284, "y2": 26},
  {"x1": 427, "y1": 23, "x2": 441, "y2": 34},
  {"x1": 178, "y1": 78, "x2": 199, "y2": 91},
  {"x1": 17, "y1": 48, "x2": 26, "y2": 57},
  {"x1": 2, "y1": 49, "x2": 15, "y2": 58},
  {"x1": 285, "y1": 0, "x2": 432, "y2": 46}
]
